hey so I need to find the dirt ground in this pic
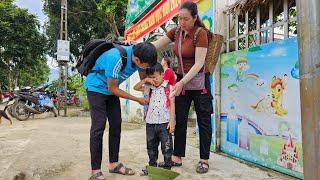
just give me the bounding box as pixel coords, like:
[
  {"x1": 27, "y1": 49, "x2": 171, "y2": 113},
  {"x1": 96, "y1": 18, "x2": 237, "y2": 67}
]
[{"x1": 0, "y1": 110, "x2": 295, "y2": 180}]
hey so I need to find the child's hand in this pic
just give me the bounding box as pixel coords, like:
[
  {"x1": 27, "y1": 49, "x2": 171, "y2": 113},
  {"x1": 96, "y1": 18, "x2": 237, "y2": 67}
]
[
  {"x1": 144, "y1": 78, "x2": 155, "y2": 85},
  {"x1": 167, "y1": 121, "x2": 175, "y2": 134},
  {"x1": 137, "y1": 97, "x2": 148, "y2": 105}
]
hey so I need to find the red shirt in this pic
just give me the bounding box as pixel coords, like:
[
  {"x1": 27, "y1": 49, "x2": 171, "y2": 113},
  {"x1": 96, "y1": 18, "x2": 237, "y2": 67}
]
[
  {"x1": 166, "y1": 26, "x2": 208, "y2": 74},
  {"x1": 163, "y1": 68, "x2": 176, "y2": 86}
]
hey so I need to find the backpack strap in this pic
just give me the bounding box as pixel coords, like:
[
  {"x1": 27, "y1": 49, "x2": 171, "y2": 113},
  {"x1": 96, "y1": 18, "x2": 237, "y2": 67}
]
[
  {"x1": 164, "y1": 85, "x2": 170, "y2": 108},
  {"x1": 149, "y1": 89, "x2": 152, "y2": 101},
  {"x1": 89, "y1": 44, "x2": 128, "y2": 74},
  {"x1": 113, "y1": 44, "x2": 127, "y2": 71},
  {"x1": 144, "y1": 88, "x2": 152, "y2": 119},
  {"x1": 193, "y1": 27, "x2": 202, "y2": 46},
  {"x1": 174, "y1": 26, "x2": 181, "y2": 42}
]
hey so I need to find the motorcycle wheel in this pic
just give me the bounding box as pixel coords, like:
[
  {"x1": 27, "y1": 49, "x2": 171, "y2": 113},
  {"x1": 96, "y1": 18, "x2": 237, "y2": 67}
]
[
  {"x1": 13, "y1": 102, "x2": 31, "y2": 121},
  {"x1": 6, "y1": 105, "x2": 15, "y2": 117}
]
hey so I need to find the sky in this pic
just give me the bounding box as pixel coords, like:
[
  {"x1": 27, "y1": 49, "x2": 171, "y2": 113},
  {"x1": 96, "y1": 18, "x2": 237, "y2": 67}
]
[
  {"x1": 15, "y1": 0, "x2": 59, "y2": 83},
  {"x1": 15, "y1": 0, "x2": 46, "y2": 27}
]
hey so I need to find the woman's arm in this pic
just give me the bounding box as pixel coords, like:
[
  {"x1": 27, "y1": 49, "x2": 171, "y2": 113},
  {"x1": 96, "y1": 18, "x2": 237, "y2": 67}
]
[
  {"x1": 180, "y1": 47, "x2": 207, "y2": 84},
  {"x1": 168, "y1": 93, "x2": 175, "y2": 134},
  {"x1": 172, "y1": 47, "x2": 207, "y2": 96},
  {"x1": 151, "y1": 35, "x2": 172, "y2": 50}
]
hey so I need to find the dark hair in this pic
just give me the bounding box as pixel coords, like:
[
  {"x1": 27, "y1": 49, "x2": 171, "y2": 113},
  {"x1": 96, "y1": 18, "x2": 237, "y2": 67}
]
[
  {"x1": 163, "y1": 57, "x2": 171, "y2": 67},
  {"x1": 180, "y1": 1, "x2": 206, "y2": 29},
  {"x1": 133, "y1": 42, "x2": 157, "y2": 66},
  {"x1": 146, "y1": 63, "x2": 164, "y2": 76}
]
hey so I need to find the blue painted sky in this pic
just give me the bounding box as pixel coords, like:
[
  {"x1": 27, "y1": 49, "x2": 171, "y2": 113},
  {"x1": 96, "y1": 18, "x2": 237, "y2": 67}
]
[{"x1": 220, "y1": 38, "x2": 302, "y2": 140}]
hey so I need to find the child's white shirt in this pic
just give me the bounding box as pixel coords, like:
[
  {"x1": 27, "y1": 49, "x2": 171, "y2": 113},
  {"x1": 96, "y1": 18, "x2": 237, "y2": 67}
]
[{"x1": 144, "y1": 81, "x2": 172, "y2": 124}]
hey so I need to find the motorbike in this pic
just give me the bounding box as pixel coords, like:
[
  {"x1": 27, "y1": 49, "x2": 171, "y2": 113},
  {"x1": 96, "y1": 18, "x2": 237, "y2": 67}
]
[
  {"x1": 1, "y1": 92, "x2": 16, "y2": 117},
  {"x1": 1, "y1": 91, "x2": 14, "y2": 102},
  {"x1": 66, "y1": 90, "x2": 81, "y2": 107},
  {"x1": 12, "y1": 85, "x2": 58, "y2": 121}
]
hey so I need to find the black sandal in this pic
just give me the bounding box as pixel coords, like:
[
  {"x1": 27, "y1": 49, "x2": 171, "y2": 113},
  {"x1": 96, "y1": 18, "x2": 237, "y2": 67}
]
[
  {"x1": 140, "y1": 166, "x2": 148, "y2": 176},
  {"x1": 196, "y1": 161, "x2": 209, "y2": 174},
  {"x1": 88, "y1": 172, "x2": 106, "y2": 180},
  {"x1": 158, "y1": 161, "x2": 182, "y2": 167},
  {"x1": 109, "y1": 163, "x2": 135, "y2": 176}
]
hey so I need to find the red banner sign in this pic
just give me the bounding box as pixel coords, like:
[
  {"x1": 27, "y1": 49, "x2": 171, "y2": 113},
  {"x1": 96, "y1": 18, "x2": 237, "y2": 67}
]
[{"x1": 125, "y1": 0, "x2": 198, "y2": 41}]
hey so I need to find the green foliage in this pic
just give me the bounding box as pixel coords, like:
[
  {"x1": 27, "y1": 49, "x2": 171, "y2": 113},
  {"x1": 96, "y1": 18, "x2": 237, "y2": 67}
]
[
  {"x1": 97, "y1": 0, "x2": 126, "y2": 14},
  {"x1": 48, "y1": 74, "x2": 89, "y2": 110},
  {"x1": 96, "y1": 0, "x2": 127, "y2": 37},
  {"x1": 43, "y1": 0, "x2": 127, "y2": 61},
  {"x1": 17, "y1": 57, "x2": 50, "y2": 87},
  {"x1": 68, "y1": 75, "x2": 85, "y2": 95},
  {"x1": 0, "y1": 1, "x2": 49, "y2": 90},
  {"x1": 68, "y1": 74, "x2": 88, "y2": 110},
  {"x1": 44, "y1": 0, "x2": 108, "y2": 60}
]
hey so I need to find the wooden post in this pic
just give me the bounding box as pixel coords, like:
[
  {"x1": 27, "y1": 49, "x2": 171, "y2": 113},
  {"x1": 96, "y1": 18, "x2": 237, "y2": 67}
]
[{"x1": 297, "y1": 0, "x2": 320, "y2": 179}]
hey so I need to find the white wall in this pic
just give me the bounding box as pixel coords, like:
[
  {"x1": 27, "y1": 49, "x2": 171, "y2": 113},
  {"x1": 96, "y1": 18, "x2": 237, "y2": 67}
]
[
  {"x1": 214, "y1": 0, "x2": 239, "y2": 34},
  {"x1": 119, "y1": 71, "x2": 144, "y2": 122}
]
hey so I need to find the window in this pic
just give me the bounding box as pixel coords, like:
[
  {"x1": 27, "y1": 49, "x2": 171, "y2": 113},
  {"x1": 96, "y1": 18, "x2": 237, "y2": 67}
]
[{"x1": 226, "y1": 0, "x2": 297, "y2": 52}]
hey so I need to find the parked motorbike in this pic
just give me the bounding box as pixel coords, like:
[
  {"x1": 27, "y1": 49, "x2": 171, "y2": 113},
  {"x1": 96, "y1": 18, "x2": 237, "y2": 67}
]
[
  {"x1": 1, "y1": 92, "x2": 16, "y2": 117},
  {"x1": 66, "y1": 90, "x2": 81, "y2": 107},
  {"x1": 51, "y1": 93, "x2": 59, "y2": 107},
  {"x1": 12, "y1": 85, "x2": 57, "y2": 121},
  {"x1": 1, "y1": 91, "x2": 14, "y2": 102}
]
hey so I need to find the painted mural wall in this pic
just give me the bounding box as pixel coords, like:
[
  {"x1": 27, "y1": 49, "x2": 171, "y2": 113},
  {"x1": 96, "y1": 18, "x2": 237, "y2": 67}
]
[
  {"x1": 196, "y1": 0, "x2": 216, "y2": 151},
  {"x1": 220, "y1": 38, "x2": 303, "y2": 179},
  {"x1": 197, "y1": 0, "x2": 214, "y2": 31}
]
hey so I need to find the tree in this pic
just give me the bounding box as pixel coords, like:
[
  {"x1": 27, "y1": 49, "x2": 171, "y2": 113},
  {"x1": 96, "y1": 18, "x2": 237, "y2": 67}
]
[
  {"x1": 96, "y1": 0, "x2": 127, "y2": 37},
  {"x1": 0, "y1": 1, "x2": 49, "y2": 90},
  {"x1": 17, "y1": 57, "x2": 50, "y2": 87},
  {"x1": 43, "y1": 0, "x2": 128, "y2": 61}
]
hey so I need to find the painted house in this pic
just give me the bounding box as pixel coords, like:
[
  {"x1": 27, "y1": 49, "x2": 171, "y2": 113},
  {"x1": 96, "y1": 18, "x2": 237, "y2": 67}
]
[{"x1": 277, "y1": 135, "x2": 300, "y2": 171}]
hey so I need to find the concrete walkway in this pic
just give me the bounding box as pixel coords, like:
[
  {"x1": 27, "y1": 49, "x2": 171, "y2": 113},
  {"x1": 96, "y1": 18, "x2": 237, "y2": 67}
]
[{"x1": 0, "y1": 115, "x2": 294, "y2": 180}]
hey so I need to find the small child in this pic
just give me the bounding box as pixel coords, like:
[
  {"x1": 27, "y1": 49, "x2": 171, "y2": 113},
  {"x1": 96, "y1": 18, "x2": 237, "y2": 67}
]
[
  {"x1": 134, "y1": 63, "x2": 175, "y2": 173},
  {"x1": 161, "y1": 57, "x2": 176, "y2": 86}
]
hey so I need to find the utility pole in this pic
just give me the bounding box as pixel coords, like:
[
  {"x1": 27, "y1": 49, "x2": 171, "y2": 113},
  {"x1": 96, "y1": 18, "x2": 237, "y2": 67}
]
[
  {"x1": 57, "y1": 0, "x2": 69, "y2": 117},
  {"x1": 297, "y1": 0, "x2": 320, "y2": 179}
]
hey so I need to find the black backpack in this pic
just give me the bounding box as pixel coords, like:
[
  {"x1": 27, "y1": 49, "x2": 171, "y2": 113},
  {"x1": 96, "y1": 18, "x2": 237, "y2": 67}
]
[{"x1": 76, "y1": 39, "x2": 129, "y2": 76}]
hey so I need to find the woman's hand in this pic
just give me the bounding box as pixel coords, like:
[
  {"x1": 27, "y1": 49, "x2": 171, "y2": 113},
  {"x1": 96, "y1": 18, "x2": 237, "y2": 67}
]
[
  {"x1": 173, "y1": 81, "x2": 184, "y2": 96},
  {"x1": 167, "y1": 121, "x2": 175, "y2": 134}
]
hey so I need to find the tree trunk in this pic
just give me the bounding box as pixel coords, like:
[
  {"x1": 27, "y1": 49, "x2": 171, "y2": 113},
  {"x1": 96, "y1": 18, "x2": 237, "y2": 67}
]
[
  {"x1": 106, "y1": 13, "x2": 120, "y2": 37},
  {"x1": 0, "y1": 83, "x2": 2, "y2": 102},
  {"x1": 14, "y1": 77, "x2": 18, "y2": 90},
  {"x1": 8, "y1": 71, "x2": 13, "y2": 91}
]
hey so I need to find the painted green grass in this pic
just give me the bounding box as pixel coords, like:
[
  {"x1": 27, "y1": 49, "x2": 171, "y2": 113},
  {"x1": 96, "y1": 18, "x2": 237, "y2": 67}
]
[
  {"x1": 249, "y1": 134, "x2": 303, "y2": 179},
  {"x1": 249, "y1": 134, "x2": 303, "y2": 166}
]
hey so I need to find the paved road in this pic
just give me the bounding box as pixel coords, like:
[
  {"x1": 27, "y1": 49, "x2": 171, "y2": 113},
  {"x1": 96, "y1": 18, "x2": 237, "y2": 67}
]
[{"x1": 0, "y1": 115, "x2": 293, "y2": 180}]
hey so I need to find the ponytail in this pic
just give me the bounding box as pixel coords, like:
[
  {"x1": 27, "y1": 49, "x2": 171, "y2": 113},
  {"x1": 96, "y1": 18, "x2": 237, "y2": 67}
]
[{"x1": 195, "y1": 15, "x2": 207, "y2": 30}]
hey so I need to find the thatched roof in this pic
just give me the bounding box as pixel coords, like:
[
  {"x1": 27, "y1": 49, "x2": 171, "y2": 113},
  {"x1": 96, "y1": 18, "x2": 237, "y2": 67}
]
[
  {"x1": 228, "y1": 0, "x2": 268, "y2": 14},
  {"x1": 227, "y1": 0, "x2": 296, "y2": 23}
]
